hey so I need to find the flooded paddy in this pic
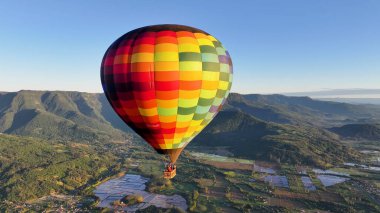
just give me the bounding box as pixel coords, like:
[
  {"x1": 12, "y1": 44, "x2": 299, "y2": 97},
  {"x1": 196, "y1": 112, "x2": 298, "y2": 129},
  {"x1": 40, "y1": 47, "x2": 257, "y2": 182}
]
[
  {"x1": 253, "y1": 164, "x2": 276, "y2": 174},
  {"x1": 94, "y1": 174, "x2": 187, "y2": 212},
  {"x1": 190, "y1": 152, "x2": 353, "y2": 190},
  {"x1": 344, "y1": 162, "x2": 380, "y2": 171},
  {"x1": 368, "y1": 166, "x2": 380, "y2": 171},
  {"x1": 317, "y1": 175, "x2": 350, "y2": 187},
  {"x1": 313, "y1": 168, "x2": 350, "y2": 177},
  {"x1": 301, "y1": 176, "x2": 316, "y2": 191},
  {"x1": 264, "y1": 175, "x2": 289, "y2": 188}
]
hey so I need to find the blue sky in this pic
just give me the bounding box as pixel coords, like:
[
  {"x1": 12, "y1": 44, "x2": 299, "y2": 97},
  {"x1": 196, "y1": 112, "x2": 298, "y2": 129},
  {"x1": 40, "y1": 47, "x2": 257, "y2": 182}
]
[{"x1": 0, "y1": 0, "x2": 379, "y2": 94}]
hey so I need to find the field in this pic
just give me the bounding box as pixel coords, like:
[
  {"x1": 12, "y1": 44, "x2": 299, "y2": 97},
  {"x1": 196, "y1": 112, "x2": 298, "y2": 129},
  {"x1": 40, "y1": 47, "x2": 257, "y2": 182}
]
[
  {"x1": 0, "y1": 133, "x2": 379, "y2": 212},
  {"x1": 95, "y1": 149, "x2": 380, "y2": 212}
]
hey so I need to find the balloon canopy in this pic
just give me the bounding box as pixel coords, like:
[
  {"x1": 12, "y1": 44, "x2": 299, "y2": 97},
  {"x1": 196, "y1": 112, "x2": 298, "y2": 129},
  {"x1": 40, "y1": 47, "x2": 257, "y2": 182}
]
[{"x1": 101, "y1": 24, "x2": 233, "y2": 163}]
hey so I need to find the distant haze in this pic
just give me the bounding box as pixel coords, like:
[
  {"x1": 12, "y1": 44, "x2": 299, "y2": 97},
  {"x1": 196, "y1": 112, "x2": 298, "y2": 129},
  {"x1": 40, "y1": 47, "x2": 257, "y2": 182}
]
[
  {"x1": 283, "y1": 89, "x2": 380, "y2": 98},
  {"x1": 282, "y1": 89, "x2": 380, "y2": 105}
]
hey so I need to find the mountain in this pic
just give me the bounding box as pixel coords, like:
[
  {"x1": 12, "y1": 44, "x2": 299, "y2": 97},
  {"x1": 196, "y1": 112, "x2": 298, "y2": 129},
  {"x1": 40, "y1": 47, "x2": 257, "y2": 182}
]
[
  {"x1": 0, "y1": 90, "x2": 130, "y2": 143},
  {"x1": 227, "y1": 93, "x2": 380, "y2": 127},
  {"x1": 0, "y1": 90, "x2": 373, "y2": 167},
  {"x1": 192, "y1": 109, "x2": 359, "y2": 167},
  {"x1": 329, "y1": 124, "x2": 380, "y2": 141}
]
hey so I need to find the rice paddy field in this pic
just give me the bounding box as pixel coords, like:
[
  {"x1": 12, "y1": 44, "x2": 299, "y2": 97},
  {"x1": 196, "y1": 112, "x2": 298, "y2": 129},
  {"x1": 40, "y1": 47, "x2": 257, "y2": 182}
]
[{"x1": 91, "y1": 150, "x2": 380, "y2": 212}]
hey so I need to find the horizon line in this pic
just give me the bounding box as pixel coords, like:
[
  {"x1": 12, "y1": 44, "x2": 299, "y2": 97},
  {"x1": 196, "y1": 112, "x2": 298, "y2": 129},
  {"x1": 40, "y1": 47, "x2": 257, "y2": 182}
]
[{"x1": 2, "y1": 88, "x2": 380, "y2": 97}]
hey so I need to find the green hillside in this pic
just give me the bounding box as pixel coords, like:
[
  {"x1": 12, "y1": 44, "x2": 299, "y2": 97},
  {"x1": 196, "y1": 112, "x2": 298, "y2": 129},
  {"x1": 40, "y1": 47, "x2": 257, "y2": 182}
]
[
  {"x1": 0, "y1": 134, "x2": 127, "y2": 202},
  {"x1": 192, "y1": 110, "x2": 360, "y2": 167},
  {"x1": 226, "y1": 93, "x2": 380, "y2": 127},
  {"x1": 0, "y1": 90, "x2": 373, "y2": 167},
  {"x1": 330, "y1": 123, "x2": 380, "y2": 141},
  {"x1": 0, "y1": 91, "x2": 130, "y2": 143}
]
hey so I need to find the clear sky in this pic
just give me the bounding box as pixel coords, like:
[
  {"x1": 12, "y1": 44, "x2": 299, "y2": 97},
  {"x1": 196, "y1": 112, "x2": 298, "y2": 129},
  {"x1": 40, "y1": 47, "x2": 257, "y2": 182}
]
[{"x1": 0, "y1": 0, "x2": 379, "y2": 94}]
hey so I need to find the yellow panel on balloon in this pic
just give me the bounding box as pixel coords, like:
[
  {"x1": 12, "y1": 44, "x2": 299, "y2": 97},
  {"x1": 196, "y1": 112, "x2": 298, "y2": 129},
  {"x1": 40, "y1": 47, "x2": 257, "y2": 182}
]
[{"x1": 131, "y1": 53, "x2": 154, "y2": 63}]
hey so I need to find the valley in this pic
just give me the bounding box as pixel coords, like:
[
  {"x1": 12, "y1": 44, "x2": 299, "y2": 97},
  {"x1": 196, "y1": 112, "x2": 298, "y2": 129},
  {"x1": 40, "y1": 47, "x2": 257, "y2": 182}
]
[{"x1": 0, "y1": 91, "x2": 379, "y2": 212}]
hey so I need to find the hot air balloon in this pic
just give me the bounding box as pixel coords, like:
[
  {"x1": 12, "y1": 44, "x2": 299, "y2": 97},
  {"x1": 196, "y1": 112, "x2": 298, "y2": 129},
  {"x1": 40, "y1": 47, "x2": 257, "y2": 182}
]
[{"x1": 101, "y1": 24, "x2": 233, "y2": 178}]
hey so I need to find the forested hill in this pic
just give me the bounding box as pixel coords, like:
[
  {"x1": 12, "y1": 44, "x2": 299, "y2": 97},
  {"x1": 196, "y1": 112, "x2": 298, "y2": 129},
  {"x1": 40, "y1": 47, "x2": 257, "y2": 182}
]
[
  {"x1": 226, "y1": 93, "x2": 380, "y2": 127},
  {"x1": 330, "y1": 124, "x2": 380, "y2": 141},
  {"x1": 0, "y1": 90, "x2": 130, "y2": 143}
]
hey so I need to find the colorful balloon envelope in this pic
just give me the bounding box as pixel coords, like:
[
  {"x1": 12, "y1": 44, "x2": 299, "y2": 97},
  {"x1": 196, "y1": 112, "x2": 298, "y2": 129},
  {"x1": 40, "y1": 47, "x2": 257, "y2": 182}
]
[{"x1": 101, "y1": 24, "x2": 233, "y2": 164}]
